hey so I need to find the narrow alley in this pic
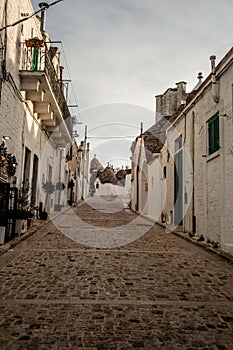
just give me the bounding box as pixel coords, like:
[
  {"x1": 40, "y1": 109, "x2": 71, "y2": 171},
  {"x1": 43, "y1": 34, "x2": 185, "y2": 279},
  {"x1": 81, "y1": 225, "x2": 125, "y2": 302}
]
[{"x1": 0, "y1": 196, "x2": 233, "y2": 349}]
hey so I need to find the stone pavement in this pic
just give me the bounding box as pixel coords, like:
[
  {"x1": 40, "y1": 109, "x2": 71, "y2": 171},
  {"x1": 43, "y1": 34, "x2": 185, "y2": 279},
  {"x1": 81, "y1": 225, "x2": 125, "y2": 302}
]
[{"x1": 0, "y1": 196, "x2": 233, "y2": 349}]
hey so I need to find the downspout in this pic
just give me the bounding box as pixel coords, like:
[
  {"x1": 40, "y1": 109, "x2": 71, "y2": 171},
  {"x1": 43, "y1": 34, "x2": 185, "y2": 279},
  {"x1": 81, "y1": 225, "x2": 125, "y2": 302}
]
[
  {"x1": 0, "y1": 0, "x2": 8, "y2": 102},
  {"x1": 136, "y1": 122, "x2": 143, "y2": 212},
  {"x1": 210, "y1": 55, "x2": 219, "y2": 103},
  {"x1": 191, "y1": 111, "x2": 196, "y2": 234},
  {"x1": 39, "y1": 2, "x2": 49, "y2": 38}
]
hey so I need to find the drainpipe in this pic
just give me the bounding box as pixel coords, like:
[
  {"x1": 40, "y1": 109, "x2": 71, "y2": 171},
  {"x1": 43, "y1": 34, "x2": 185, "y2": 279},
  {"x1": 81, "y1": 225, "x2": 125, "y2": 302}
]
[
  {"x1": 135, "y1": 122, "x2": 143, "y2": 212},
  {"x1": 210, "y1": 55, "x2": 219, "y2": 103},
  {"x1": 39, "y1": 3, "x2": 49, "y2": 37},
  {"x1": 191, "y1": 111, "x2": 196, "y2": 234}
]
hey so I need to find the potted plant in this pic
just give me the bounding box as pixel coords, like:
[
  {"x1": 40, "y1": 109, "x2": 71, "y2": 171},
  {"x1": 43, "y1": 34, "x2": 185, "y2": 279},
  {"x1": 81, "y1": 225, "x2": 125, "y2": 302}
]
[
  {"x1": 25, "y1": 37, "x2": 44, "y2": 48},
  {"x1": 15, "y1": 183, "x2": 31, "y2": 235},
  {"x1": 26, "y1": 209, "x2": 34, "y2": 228},
  {"x1": 0, "y1": 186, "x2": 9, "y2": 244},
  {"x1": 0, "y1": 208, "x2": 7, "y2": 244},
  {"x1": 0, "y1": 141, "x2": 18, "y2": 176}
]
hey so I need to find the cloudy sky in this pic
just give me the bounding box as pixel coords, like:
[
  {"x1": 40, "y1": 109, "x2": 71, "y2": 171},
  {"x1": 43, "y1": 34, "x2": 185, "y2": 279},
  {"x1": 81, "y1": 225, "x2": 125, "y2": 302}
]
[{"x1": 32, "y1": 0, "x2": 233, "y2": 167}]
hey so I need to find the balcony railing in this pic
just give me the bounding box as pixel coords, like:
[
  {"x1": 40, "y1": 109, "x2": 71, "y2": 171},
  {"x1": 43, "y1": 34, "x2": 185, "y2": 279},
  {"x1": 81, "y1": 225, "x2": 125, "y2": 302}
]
[{"x1": 20, "y1": 43, "x2": 71, "y2": 125}]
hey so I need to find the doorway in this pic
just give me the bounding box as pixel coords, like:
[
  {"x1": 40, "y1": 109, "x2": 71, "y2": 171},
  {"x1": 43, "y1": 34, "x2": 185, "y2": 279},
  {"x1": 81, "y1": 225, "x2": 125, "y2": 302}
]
[{"x1": 174, "y1": 148, "x2": 183, "y2": 226}]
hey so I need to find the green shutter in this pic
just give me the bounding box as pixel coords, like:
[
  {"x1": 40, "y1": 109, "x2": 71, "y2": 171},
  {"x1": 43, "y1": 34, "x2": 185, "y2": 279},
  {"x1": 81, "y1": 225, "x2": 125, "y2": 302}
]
[{"x1": 208, "y1": 113, "x2": 219, "y2": 155}]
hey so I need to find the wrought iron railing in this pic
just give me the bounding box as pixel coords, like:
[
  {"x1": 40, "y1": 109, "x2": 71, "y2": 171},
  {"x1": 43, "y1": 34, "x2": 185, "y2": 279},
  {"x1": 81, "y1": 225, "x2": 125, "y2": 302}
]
[{"x1": 20, "y1": 43, "x2": 72, "y2": 134}]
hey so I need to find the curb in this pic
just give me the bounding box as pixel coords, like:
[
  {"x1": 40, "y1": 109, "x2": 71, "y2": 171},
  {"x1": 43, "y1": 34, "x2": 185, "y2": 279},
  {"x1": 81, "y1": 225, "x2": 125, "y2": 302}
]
[
  {"x1": 0, "y1": 202, "x2": 83, "y2": 256},
  {"x1": 157, "y1": 221, "x2": 233, "y2": 265},
  {"x1": 0, "y1": 219, "x2": 48, "y2": 256}
]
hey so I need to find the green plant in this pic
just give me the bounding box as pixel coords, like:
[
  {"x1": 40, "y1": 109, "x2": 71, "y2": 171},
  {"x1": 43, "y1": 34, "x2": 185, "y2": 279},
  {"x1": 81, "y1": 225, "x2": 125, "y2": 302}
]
[
  {"x1": 43, "y1": 181, "x2": 55, "y2": 194},
  {"x1": 56, "y1": 181, "x2": 65, "y2": 191},
  {"x1": 25, "y1": 37, "x2": 44, "y2": 48},
  {"x1": 17, "y1": 182, "x2": 31, "y2": 210},
  {"x1": 0, "y1": 142, "x2": 17, "y2": 175},
  {"x1": 197, "y1": 235, "x2": 205, "y2": 242}
]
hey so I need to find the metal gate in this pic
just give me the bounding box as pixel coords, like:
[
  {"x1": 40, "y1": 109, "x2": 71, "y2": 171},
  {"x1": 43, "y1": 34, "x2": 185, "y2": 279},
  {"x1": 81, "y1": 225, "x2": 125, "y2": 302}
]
[{"x1": 0, "y1": 183, "x2": 18, "y2": 243}]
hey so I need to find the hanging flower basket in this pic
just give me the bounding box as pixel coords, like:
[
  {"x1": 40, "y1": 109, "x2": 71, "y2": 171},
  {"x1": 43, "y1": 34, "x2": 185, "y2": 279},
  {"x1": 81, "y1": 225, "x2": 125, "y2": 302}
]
[
  {"x1": 6, "y1": 155, "x2": 17, "y2": 176},
  {"x1": 56, "y1": 181, "x2": 65, "y2": 191},
  {"x1": 43, "y1": 181, "x2": 55, "y2": 194},
  {"x1": 0, "y1": 156, "x2": 6, "y2": 167},
  {"x1": 25, "y1": 38, "x2": 44, "y2": 48},
  {"x1": 0, "y1": 142, "x2": 17, "y2": 175}
]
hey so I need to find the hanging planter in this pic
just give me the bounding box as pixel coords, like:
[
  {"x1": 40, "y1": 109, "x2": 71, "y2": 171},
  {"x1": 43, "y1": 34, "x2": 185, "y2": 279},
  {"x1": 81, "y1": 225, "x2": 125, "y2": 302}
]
[
  {"x1": 6, "y1": 154, "x2": 17, "y2": 176},
  {"x1": 56, "y1": 181, "x2": 65, "y2": 191},
  {"x1": 0, "y1": 142, "x2": 17, "y2": 176},
  {"x1": 43, "y1": 181, "x2": 55, "y2": 194},
  {"x1": 25, "y1": 37, "x2": 44, "y2": 48},
  {"x1": 0, "y1": 143, "x2": 7, "y2": 168}
]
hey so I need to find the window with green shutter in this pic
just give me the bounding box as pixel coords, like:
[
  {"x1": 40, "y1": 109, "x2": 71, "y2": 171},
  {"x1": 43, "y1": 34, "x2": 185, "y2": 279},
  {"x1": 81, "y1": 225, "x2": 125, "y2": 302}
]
[{"x1": 208, "y1": 113, "x2": 220, "y2": 155}]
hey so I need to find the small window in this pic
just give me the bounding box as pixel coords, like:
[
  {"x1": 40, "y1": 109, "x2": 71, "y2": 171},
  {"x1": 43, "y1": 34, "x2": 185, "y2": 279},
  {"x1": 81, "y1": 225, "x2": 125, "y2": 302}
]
[
  {"x1": 208, "y1": 113, "x2": 220, "y2": 155},
  {"x1": 163, "y1": 166, "x2": 167, "y2": 179},
  {"x1": 175, "y1": 135, "x2": 182, "y2": 152}
]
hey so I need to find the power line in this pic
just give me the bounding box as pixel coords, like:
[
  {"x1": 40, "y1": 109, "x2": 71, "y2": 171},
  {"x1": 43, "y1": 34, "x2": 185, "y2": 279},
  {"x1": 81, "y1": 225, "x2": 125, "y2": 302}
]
[
  {"x1": 0, "y1": 0, "x2": 64, "y2": 32},
  {"x1": 60, "y1": 42, "x2": 82, "y2": 124},
  {"x1": 87, "y1": 136, "x2": 137, "y2": 139}
]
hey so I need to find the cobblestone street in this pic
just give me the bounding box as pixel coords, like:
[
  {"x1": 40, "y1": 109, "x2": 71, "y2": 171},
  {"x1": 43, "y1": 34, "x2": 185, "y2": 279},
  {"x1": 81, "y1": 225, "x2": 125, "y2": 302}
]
[{"x1": 0, "y1": 196, "x2": 233, "y2": 349}]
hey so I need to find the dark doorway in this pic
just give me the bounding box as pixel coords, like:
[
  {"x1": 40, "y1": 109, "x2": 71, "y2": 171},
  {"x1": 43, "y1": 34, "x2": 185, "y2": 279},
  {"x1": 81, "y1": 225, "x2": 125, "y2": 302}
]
[
  {"x1": 174, "y1": 149, "x2": 183, "y2": 226},
  {"x1": 31, "y1": 154, "x2": 38, "y2": 207},
  {"x1": 23, "y1": 147, "x2": 31, "y2": 190}
]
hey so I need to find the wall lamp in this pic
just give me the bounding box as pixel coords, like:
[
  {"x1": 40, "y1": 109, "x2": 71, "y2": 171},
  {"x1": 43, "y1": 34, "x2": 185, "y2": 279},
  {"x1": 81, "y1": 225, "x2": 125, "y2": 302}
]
[{"x1": 2, "y1": 136, "x2": 11, "y2": 145}]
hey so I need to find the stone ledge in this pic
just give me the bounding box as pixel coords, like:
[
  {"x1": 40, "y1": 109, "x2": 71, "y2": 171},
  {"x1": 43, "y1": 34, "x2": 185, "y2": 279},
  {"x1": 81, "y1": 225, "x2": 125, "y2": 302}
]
[
  {"x1": 157, "y1": 221, "x2": 233, "y2": 265},
  {"x1": 0, "y1": 220, "x2": 48, "y2": 256}
]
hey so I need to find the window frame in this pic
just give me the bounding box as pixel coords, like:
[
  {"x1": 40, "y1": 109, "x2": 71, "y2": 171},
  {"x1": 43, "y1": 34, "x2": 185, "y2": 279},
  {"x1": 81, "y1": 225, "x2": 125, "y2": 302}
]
[{"x1": 208, "y1": 112, "x2": 220, "y2": 155}]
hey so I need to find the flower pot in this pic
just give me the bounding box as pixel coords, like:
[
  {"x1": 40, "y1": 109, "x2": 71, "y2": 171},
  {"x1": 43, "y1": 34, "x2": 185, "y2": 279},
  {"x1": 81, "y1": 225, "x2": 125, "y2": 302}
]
[
  {"x1": 25, "y1": 39, "x2": 44, "y2": 48},
  {"x1": 15, "y1": 219, "x2": 27, "y2": 236},
  {"x1": 21, "y1": 219, "x2": 27, "y2": 234},
  {"x1": 15, "y1": 220, "x2": 22, "y2": 236},
  {"x1": 27, "y1": 217, "x2": 32, "y2": 228}
]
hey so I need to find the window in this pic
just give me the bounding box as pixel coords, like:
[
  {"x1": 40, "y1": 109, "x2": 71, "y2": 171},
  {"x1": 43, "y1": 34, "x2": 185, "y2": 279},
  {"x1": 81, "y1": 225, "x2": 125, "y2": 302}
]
[
  {"x1": 208, "y1": 113, "x2": 219, "y2": 155},
  {"x1": 163, "y1": 166, "x2": 167, "y2": 179},
  {"x1": 175, "y1": 135, "x2": 182, "y2": 153}
]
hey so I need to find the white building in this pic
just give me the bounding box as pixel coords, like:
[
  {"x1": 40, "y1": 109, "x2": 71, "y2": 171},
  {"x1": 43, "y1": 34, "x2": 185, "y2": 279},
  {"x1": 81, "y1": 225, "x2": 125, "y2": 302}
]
[
  {"x1": 0, "y1": 1, "x2": 73, "y2": 239},
  {"x1": 131, "y1": 47, "x2": 233, "y2": 255}
]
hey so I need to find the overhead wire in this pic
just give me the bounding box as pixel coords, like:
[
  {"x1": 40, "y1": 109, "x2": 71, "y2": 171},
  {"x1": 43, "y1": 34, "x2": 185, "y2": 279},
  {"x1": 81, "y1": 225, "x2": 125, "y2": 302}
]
[
  {"x1": 23, "y1": 0, "x2": 82, "y2": 128},
  {"x1": 87, "y1": 136, "x2": 138, "y2": 139},
  {"x1": 0, "y1": 0, "x2": 64, "y2": 32},
  {"x1": 26, "y1": 0, "x2": 43, "y2": 38},
  {"x1": 60, "y1": 41, "x2": 82, "y2": 124},
  {"x1": 22, "y1": 1, "x2": 82, "y2": 126}
]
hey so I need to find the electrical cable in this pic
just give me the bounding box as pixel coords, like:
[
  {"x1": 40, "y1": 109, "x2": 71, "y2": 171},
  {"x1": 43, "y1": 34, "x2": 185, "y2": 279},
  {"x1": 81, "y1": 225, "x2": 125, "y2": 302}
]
[
  {"x1": 87, "y1": 136, "x2": 138, "y2": 139},
  {"x1": 0, "y1": 0, "x2": 64, "y2": 32},
  {"x1": 60, "y1": 42, "x2": 82, "y2": 124}
]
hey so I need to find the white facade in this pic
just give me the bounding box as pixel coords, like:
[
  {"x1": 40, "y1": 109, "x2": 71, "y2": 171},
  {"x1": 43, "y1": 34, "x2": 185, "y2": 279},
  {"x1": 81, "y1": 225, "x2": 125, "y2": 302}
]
[
  {"x1": 0, "y1": 0, "x2": 72, "y2": 215},
  {"x1": 132, "y1": 47, "x2": 233, "y2": 255}
]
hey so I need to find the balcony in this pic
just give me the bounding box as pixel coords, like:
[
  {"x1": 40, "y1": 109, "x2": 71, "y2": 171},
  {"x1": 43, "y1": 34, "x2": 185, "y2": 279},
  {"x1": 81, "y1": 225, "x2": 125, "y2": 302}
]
[{"x1": 19, "y1": 42, "x2": 72, "y2": 147}]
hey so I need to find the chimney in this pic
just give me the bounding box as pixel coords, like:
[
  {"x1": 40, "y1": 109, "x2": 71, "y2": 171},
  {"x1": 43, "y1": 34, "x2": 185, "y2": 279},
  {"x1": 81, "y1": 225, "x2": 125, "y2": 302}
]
[
  {"x1": 192, "y1": 72, "x2": 203, "y2": 91},
  {"x1": 176, "y1": 81, "x2": 187, "y2": 108},
  {"x1": 39, "y1": 3, "x2": 49, "y2": 35},
  {"x1": 197, "y1": 72, "x2": 203, "y2": 82},
  {"x1": 210, "y1": 55, "x2": 219, "y2": 103}
]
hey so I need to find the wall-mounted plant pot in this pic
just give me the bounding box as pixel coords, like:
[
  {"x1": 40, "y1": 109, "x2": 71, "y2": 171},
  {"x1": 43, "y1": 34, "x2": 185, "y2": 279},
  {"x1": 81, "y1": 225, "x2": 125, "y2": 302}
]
[
  {"x1": 40, "y1": 211, "x2": 48, "y2": 220},
  {"x1": 25, "y1": 39, "x2": 44, "y2": 48},
  {"x1": 15, "y1": 219, "x2": 27, "y2": 236}
]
